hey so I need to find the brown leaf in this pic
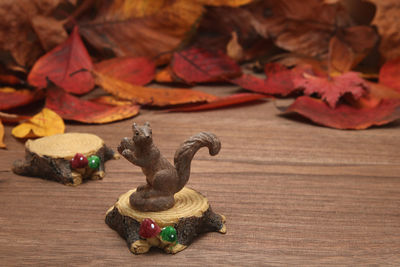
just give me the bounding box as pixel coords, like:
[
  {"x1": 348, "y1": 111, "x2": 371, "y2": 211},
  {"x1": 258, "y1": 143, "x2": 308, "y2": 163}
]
[
  {"x1": 30, "y1": 15, "x2": 68, "y2": 51},
  {"x1": 0, "y1": 112, "x2": 31, "y2": 123},
  {"x1": 94, "y1": 57, "x2": 155, "y2": 86},
  {"x1": 0, "y1": 119, "x2": 5, "y2": 148},
  {"x1": 294, "y1": 72, "x2": 369, "y2": 108},
  {"x1": 79, "y1": 0, "x2": 204, "y2": 63},
  {"x1": 172, "y1": 47, "x2": 242, "y2": 84},
  {"x1": 226, "y1": 31, "x2": 244, "y2": 61},
  {"x1": 0, "y1": 87, "x2": 42, "y2": 111},
  {"x1": 167, "y1": 93, "x2": 268, "y2": 112},
  {"x1": 367, "y1": 0, "x2": 400, "y2": 61},
  {"x1": 284, "y1": 96, "x2": 400, "y2": 130},
  {"x1": 328, "y1": 26, "x2": 378, "y2": 74},
  {"x1": 0, "y1": 0, "x2": 63, "y2": 66},
  {"x1": 46, "y1": 87, "x2": 140, "y2": 124},
  {"x1": 93, "y1": 71, "x2": 217, "y2": 107},
  {"x1": 28, "y1": 26, "x2": 94, "y2": 95},
  {"x1": 12, "y1": 108, "x2": 65, "y2": 138}
]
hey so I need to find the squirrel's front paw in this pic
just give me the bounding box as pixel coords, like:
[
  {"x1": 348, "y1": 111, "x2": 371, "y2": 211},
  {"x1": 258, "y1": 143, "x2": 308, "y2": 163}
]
[{"x1": 118, "y1": 137, "x2": 133, "y2": 154}]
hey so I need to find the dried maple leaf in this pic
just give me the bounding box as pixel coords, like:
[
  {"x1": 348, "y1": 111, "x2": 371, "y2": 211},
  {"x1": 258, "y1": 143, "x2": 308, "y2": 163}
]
[
  {"x1": 328, "y1": 26, "x2": 378, "y2": 74},
  {"x1": 94, "y1": 57, "x2": 155, "y2": 86},
  {"x1": 367, "y1": 0, "x2": 400, "y2": 61},
  {"x1": 379, "y1": 57, "x2": 400, "y2": 93},
  {"x1": 250, "y1": 0, "x2": 352, "y2": 59},
  {"x1": 93, "y1": 71, "x2": 217, "y2": 107},
  {"x1": 0, "y1": 119, "x2": 5, "y2": 148},
  {"x1": 231, "y1": 63, "x2": 311, "y2": 96},
  {"x1": 0, "y1": 0, "x2": 67, "y2": 66},
  {"x1": 283, "y1": 96, "x2": 400, "y2": 130},
  {"x1": 0, "y1": 87, "x2": 43, "y2": 111},
  {"x1": 79, "y1": 0, "x2": 204, "y2": 63},
  {"x1": 46, "y1": 87, "x2": 140, "y2": 124},
  {"x1": 172, "y1": 47, "x2": 242, "y2": 84},
  {"x1": 167, "y1": 93, "x2": 268, "y2": 112},
  {"x1": 294, "y1": 72, "x2": 369, "y2": 108},
  {"x1": 12, "y1": 108, "x2": 65, "y2": 138},
  {"x1": 28, "y1": 26, "x2": 94, "y2": 95}
]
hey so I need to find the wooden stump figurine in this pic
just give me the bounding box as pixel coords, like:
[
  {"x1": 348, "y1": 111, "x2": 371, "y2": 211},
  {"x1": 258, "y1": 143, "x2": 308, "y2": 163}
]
[
  {"x1": 106, "y1": 122, "x2": 226, "y2": 254},
  {"x1": 12, "y1": 133, "x2": 118, "y2": 185}
]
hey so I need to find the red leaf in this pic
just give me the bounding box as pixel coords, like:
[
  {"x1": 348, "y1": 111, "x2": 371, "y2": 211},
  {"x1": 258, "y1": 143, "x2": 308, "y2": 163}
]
[
  {"x1": 94, "y1": 57, "x2": 155, "y2": 86},
  {"x1": 0, "y1": 87, "x2": 42, "y2": 111},
  {"x1": 28, "y1": 26, "x2": 94, "y2": 95},
  {"x1": 379, "y1": 57, "x2": 400, "y2": 93},
  {"x1": 284, "y1": 96, "x2": 400, "y2": 130},
  {"x1": 167, "y1": 93, "x2": 268, "y2": 112},
  {"x1": 46, "y1": 87, "x2": 139, "y2": 124},
  {"x1": 172, "y1": 47, "x2": 242, "y2": 84},
  {"x1": 294, "y1": 72, "x2": 368, "y2": 108},
  {"x1": 231, "y1": 63, "x2": 311, "y2": 96}
]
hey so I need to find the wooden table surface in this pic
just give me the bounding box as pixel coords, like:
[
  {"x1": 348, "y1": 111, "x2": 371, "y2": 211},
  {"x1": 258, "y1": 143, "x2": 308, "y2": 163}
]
[{"x1": 1, "y1": 86, "x2": 399, "y2": 266}]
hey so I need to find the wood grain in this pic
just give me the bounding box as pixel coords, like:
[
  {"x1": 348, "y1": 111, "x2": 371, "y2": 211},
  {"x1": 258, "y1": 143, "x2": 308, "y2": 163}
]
[{"x1": 0, "y1": 86, "x2": 400, "y2": 266}]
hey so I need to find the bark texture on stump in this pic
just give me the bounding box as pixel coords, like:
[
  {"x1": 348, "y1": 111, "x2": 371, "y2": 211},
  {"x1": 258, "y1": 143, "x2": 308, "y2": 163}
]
[
  {"x1": 105, "y1": 187, "x2": 226, "y2": 254},
  {"x1": 12, "y1": 133, "x2": 117, "y2": 185}
]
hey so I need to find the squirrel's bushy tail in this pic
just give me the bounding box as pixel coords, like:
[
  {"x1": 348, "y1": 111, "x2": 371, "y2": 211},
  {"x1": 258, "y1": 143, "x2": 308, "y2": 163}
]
[{"x1": 174, "y1": 132, "x2": 221, "y2": 190}]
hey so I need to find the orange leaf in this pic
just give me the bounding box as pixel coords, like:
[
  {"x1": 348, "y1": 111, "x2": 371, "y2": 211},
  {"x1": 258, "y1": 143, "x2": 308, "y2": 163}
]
[
  {"x1": 167, "y1": 93, "x2": 268, "y2": 112},
  {"x1": 46, "y1": 87, "x2": 140, "y2": 124},
  {"x1": 90, "y1": 96, "x2": 134, "y2": 107},
  {"x1": 379, "y1": 56, "x2": 400, "y2": 93},
  {"x1": 94, "y1": 57, "x2": 155, "y2": 86},
  {"x1": 172, "y1": 47, "x2": 242, "y2": 84},
  {"x1": 93, "y1": 71, "x2": 217, "y2": 107},
  {"x1": 28, "y1": 26, "x2": 94, "y2": 95},
  {"x1": 0, "y1": 119, "x2": 5, "y2": 148},
  {"x1": 79, "y1": 0, "x2": 204, "y2": 64},
  {"x1": 12, "y1": 108, "x2": 65, "y2": 139},
  {"x1": 284, "y1": 96, "x2": 400, "y2": 130}
]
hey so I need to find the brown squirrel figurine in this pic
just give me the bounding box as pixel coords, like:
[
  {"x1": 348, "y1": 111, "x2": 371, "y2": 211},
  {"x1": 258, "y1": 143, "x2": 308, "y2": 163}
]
[{"x1": 118, "y1": 122, "x2": 221, "y2": 212}]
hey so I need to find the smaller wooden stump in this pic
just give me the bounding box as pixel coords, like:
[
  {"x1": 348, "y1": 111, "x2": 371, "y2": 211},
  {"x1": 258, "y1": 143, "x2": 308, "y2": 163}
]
[
  {"x1": 106, "y1": 187, "x2": 226, "y2": 254},
  {"x1": 12, "y1": 133, "x2": 118, "y2": 186}
]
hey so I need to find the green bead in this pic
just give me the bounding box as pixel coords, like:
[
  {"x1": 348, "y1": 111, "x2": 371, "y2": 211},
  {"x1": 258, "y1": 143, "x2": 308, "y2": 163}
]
[
  {"x1": 88, "y1": 155, "x2": 100, "y2": 169},
  {"x1": 160, "y1": 226, "x2": 177, "y2": 243}
]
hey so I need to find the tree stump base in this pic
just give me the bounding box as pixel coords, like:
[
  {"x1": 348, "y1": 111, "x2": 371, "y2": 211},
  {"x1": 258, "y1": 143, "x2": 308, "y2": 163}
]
[
  {"x1": 12, "y1": 133, "x2": 118, "y2": 186},
  {"x1": 105, "y1": 187, "x2": 226, "y2": 254}
]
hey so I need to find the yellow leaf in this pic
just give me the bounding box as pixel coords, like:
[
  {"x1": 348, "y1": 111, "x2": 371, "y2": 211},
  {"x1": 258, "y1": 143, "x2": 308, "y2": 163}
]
[
  {"x1": 0, "y1": 119, "x2": 6, "y2": 149},
  {"x1": 12, "y1": 108, "x2": 65, "y2": 139}
]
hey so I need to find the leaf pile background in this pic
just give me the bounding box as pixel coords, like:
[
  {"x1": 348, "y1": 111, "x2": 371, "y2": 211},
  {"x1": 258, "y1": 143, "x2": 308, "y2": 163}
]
[{"x1": 1, "y1": 0, "x2": 400, "y2": 147}]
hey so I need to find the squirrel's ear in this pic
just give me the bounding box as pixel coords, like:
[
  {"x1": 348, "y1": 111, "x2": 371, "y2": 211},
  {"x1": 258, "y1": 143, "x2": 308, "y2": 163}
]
[
  {"x1": 132, "y1": 122, "x2": 137, "y2": 129},
  {"x1": 144, "y1": 122, "x2": 150, "y2": 127}
]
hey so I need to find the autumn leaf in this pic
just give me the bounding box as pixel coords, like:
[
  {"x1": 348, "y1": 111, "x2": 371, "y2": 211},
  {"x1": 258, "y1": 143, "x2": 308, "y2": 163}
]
[
  {"x1": 328, "y1": 26, "x2": 378, "y2": 74},
  {"x1": 90, "y1": 95, "x2": 135, "y2": 107},
  {"x1": 28, "y1": 26, "x2": 94, "y2": 95},
  {"x1": 155, "y1": 66, "x2": 177, "y2": 83},
  {"x1": 172, "y1": 47, "x2": 242, "y2": 84},
  {"x1": 379, "y1": 57, "x2": 400, "y2": 93},
  {"x1": 79, "y1": 0, "x2": 204, "y2": 64},
  {"x1": 94, "y1": 57, "x2": 155, "y2": 86},
  {"x1": 0, "y1": 119, "x2": 5, "y2": 148},
  {"x1": 93, "y1": 71, "x2": 217, "y2": 107},
  {"x1": 283, "y1": 96, "x2": 400, "y2": 130},
  {"x1": 0, "y1": 87, "x2": 42, "y2": 111},
  {"x1": 367, "y1": 0, "x2": 400, "y2": 61},
  {"x1": 294, "y1": 72, "x2": 369, "y2": 108},
  {"x1": 167, "y1": 93, "x2": 268, "y2": 112},
  {"x1": 46, "y1": 87, "x2": 140, "y2": 124},
  {"x1": 231, "y1": 63, "x2": 311, "y2": 96},
  {"x1": 12, "y1": 108, "x2": 65, "y2": 138}
]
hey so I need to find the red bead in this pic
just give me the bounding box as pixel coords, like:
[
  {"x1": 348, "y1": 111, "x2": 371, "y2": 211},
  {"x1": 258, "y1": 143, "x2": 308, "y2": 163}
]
[
  {"x1": 70, "y1": 153, "x2": 88, "y2": 169},
  {"x1": 139, "y1": 218, "x2": 161, "y2": 238}
]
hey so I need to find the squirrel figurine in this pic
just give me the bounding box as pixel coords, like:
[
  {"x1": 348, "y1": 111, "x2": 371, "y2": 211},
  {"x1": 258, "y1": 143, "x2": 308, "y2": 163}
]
[{"x1": 118, "y1": 122, "x2": 221, "y2": 212}]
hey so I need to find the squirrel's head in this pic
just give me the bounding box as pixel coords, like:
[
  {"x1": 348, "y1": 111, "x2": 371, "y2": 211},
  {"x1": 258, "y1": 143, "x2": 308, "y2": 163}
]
[{"x1": 132, "y1": 122, "x2": 152, "y2": 145}]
